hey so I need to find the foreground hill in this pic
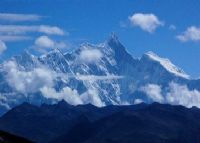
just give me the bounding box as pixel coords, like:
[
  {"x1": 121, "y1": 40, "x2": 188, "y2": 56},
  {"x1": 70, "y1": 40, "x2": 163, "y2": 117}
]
[
  {"x1": 0, "y1": 101, "x2": 200, "y2": 143},
  {"x1": 0, "y1": 130, "x2": 33, "y2": 143}
]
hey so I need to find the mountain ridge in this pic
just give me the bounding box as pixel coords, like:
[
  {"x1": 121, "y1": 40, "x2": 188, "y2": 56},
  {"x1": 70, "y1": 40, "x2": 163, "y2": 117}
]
[
  {"x1": 0, "y1": 34, "x2": 200, "y2": 115},
  {"x1": 1, "y1": 101, "x2": 200, "y2": 143}
]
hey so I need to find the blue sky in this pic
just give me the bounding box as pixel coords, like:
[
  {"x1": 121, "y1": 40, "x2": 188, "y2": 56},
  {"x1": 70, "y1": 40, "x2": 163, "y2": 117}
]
[{"x1": 0, "y1": 0, "x2": 200, "y2": 77}]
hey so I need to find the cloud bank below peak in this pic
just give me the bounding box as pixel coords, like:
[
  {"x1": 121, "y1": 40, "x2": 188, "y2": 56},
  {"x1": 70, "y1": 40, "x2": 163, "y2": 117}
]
[{"x1": 140, "y1": 82, "x2": 200, "y2": 108}]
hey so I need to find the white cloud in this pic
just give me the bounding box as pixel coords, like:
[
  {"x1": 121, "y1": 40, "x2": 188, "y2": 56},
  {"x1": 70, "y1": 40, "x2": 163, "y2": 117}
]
[
  {"x1": 76, "y1": 74, "x2": 123, "y2": 81},
  {"x1": 0, "y1": 13, "x2": 42, "y2": 22},
  {"x1": 39, "y1": 25, "x2": 65, "y2": 35},
  {"x1": 34, "y1": 36, "x2": 68, "y2": 53},
  {"x1": 79, "y1": 49, "x2": 103, "y2": 63},
  {"x1": 0, "y1": 40, "x2": 7, "y2": 54},
  {"x1": 0, "y1": 35, "x2": 31, "y2": 42},
  {"x1": 40, "y1": 86, "x2": 105, "y2": 107},
  {"x1": 140, "y1": 84, "x2": 164, "y2": 103},
  {"x1": 176, "y1": 26, "x2": 200, "y2": 42},
  {"x1": 140, "y1": 82, "x2": 200, "y2": 108},
  {"x1": 129, "y1": 13, "x2": 164, "y2": 33},
  {"x1": 3, "y1": 60, "x2": 56, "y2": 94},
  {"x1": 166, "y1": 82, "x2": 200, "y2": 108},
  {"x1": 35, "y1": 36, "x2": 55, "y2": 48},
  {"x1": 134, "y1": 99, "x2": 144, "y2": 104},
  {"x1": 0, "y1": 25, "x2": 65, "y2": 36},
  {"x1": 40, "y1": 86, "x2": 83, "y2": 105},
  {"x1": 81, "y1": 89, "x2": 105, "y2": 107},
  {"x1": 2, "y1": 60, "x2": 106, "y2": 107}
]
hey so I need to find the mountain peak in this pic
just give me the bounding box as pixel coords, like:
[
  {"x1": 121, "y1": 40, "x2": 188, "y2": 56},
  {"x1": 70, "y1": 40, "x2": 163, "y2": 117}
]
[
  {"x1": 143, "y1": 51, "x2": 190, "y2": 79},
  {"x1": 11, "y1": 49, "x2": 39, "y2": 70},
  {"x1": 16, "y1": 50, "x2": 35, "y2": 60},
  {"x1": 107, "y1": 32, "x2": 120, "y2": 45}
]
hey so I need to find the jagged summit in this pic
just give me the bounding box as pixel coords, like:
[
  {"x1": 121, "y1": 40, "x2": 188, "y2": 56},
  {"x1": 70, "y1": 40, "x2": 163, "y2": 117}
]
[
  {"x1": 13, "y1": 49, "x2": 35, "y2": 61},
  {"x1": 107, "y1": 32, "x2": 120, "y2": 43},
  {"x1": 106, "y1": 33, "x2": 123, "y2": 48}
]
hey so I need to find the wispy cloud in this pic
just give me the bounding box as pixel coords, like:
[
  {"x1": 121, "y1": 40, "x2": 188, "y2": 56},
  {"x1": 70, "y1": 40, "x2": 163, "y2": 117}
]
[
  {"x1": 169, "y1": 24, "x2": 176, "y2": 30},
  {"x1": 0, "y1": 25, "x2": 65, "y2": 35},
  {"x1": 0, "y1": 35, "x2": 31, "y2": 42},
  {"x1": 76, "y1": 74, "x2": 124, "y2": 81},
  {"x1": 129, "y1": 13, "x2": 164, "y2": 33},
  {"x1": 0, "y1": 13, "x2": 67, "y2": 54},
  {"x1": 176, "y1": 26, "x2": 200, "y2": 42},
  {"x1": 0, "y1": 13, "x2": 42, "y2": 22}
]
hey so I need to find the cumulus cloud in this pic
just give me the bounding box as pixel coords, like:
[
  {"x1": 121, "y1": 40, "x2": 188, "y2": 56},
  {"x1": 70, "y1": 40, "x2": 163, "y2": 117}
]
[
  {"x1": 81, "y1": 89, "x2": 105, "y2": 107},
  {"x1": 0, "y1": 25, "x2": 65, "y2": 36},
  {"x1": 129, "y1": 13, "x2": 164, "y2": 33},
  {"x1": 34, "y1": 36, "x2": 68, "y2": 53},
  {"x1": 140, "y1": 82, "x2": 200, "y2": 108},
  {"x1": 40, "y1": 86, "x2": 83, "y2": 105},
  {"x1": 140, "y1": 84, "x2": 164, "y2": 103},
  {"x1": 79, "y1": 49, "x2": 103, "y2": 63},
  {"x1": 35, "y1": 36, "x2": 55, "y2": 48},
  {"x1": 40, "y1": 86, "x2": 105, "y2": 107},
  {"x1": 0, "y1": 13, "x2": 42, "y2": 22},
  {"x1": 3, "y1": 60, "x2": 56, "y2": 94},
  {"x1": 176, "y1": 26, "x2": 200, "y2": 42},
  {"x1": 166, "y1": 82, "x2": 200, "y2": 108},
  {"x1": 0, "y1": 40, "x2": 7, "y2": 54}
]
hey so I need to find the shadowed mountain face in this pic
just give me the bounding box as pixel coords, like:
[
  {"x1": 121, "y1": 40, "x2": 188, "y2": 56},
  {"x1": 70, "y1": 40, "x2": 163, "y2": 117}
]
[
  {"x1": 0, "y1": 101, "x2": 200, "y2": 143},
  {"x1": 1, "y1": 34, "x2": 200, "y2": 115},
  {"x1": 0, "y1": 130, "x2": 33, "y2": 143}
]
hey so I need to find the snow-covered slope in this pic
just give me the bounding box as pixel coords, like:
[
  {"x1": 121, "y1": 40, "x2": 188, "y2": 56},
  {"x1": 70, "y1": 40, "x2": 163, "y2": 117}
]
[
  {"x1": 144, "y1": 51, "x2": 190, "y2": 79},
  {"x1": 0, "y1": 34, "x2": 199, "y2": 115}
]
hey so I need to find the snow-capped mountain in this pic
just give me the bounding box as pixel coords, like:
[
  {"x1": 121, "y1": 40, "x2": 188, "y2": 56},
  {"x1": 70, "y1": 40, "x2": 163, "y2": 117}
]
[{"x1": 0, "y1": 34, "x2": 200, "y2": 115}]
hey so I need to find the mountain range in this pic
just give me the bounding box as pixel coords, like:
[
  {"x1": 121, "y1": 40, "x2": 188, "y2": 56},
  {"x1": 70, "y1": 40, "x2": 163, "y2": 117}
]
[
  {"x1": 0, "y1": 101, "x2": 200, "y2": 143},
  {"x1": 0, "y1": 34, "x2": 200, "y2": 115}
]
